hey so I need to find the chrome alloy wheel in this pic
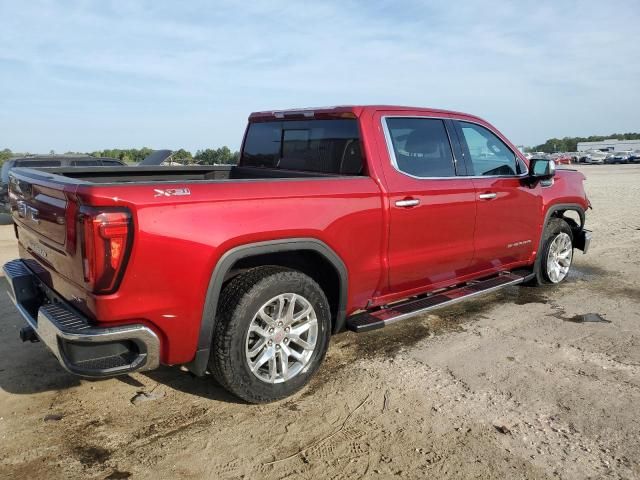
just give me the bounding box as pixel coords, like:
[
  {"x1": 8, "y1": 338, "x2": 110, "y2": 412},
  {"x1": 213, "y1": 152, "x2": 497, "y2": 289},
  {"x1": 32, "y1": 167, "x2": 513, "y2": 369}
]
[
  {"x1": 245, "y1": 293, "x2": 318, "y2": 383},
  {"x1": 546, "y1": 232, "x2": 573, "y2": 283}
]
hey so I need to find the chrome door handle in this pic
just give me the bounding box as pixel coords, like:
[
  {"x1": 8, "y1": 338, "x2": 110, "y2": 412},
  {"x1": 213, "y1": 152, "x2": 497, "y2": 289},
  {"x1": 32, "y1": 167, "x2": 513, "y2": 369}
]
[
  {"x1": 395, "y1": 199, "x2": 420, "y2": 208},
  {"x1": 478, "y1": 193, "x2": 497, "y2": 200}
]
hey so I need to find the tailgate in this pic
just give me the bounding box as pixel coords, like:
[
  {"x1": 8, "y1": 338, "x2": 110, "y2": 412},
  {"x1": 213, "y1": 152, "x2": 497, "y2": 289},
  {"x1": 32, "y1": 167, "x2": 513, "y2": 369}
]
[
  {"x1": 9, "y1": 168, "x2": 134, "y2": 300},
  {"x1": 14, "y1": 180, "x2": 68, "y2": 244},
  {"x1": 8, "y1": 169, "x2": 83, "y2": 290}
]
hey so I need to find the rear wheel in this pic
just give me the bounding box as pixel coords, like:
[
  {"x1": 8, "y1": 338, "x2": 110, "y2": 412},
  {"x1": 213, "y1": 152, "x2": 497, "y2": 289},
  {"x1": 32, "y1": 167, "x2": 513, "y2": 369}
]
[{"x1": 210, "y1": 266, "x2": 331, "y2": 403}]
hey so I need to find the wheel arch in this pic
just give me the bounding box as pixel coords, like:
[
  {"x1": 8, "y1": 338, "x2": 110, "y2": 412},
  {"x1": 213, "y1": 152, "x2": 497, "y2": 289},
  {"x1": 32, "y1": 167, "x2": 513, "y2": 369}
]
[
  {"x1": 535, "y1": 203, "x2": 586, "y2": 266},
  {"x1": 188, "y1": 238, "x2": 348, "y2": 376},
  {"x1": 547, "y1": 204, "x2": 585, "y2": 230}
]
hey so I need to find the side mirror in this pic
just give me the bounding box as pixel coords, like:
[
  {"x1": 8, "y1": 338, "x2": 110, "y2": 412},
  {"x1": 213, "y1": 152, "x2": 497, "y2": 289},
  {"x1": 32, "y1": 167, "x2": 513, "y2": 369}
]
[{"x1": 529, "y1": 158, "x2": 556, "y2": 180}]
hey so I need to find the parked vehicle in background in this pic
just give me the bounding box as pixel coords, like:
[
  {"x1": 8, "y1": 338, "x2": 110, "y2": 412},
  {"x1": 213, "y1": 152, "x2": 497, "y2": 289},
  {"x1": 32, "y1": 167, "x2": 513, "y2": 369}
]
[
  {"x1": 565, "y1": 152, "x2": 580, "y2": 163},
  {"x1": 629, "y1": 151, "x2": 640, "y2": 163},
  {"x1": 526, "y1": 151, "x2": 547, "y2": 160},
  {"x1": 582, "y1": 150, "x2": 607, "y2": 164},
  {"x1": 579, "y1": 151, "x2": 601, "y2": 163},
  {"x1": 137, "y1": 149, "x2": 174, "y2": 166},
  {"x1": 2, "y1": 105, "x2": 591, "y2": 403},
  {"x1": 606, "y1": 151, "x2": 632, "y2": 164},
  {"x1": 551, "y1": 153, "x2": 573, "y2": 165},
  {"x1": 0, "y1": 155, "x2": 125, "y2": 211}
]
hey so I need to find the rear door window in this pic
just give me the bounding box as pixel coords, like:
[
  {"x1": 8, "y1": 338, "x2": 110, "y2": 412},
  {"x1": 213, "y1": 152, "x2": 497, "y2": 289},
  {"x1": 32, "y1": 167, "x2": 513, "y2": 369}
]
[
  {"x1": 384, "y1": 118, "x2": 456, "y2": 177},
  {"x1": 241, "y1": 119, "x2": 363, "y2": 175}
]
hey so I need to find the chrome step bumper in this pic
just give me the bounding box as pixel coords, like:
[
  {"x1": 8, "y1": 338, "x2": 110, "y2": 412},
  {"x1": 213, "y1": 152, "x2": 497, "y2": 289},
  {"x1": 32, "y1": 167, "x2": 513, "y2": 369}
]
[
  {"x1": 347, "y1": 270, "x2": 534, "y2": 333},
  {"x1": 3, "y1": 259, "x2": 160, "y2": 377}
]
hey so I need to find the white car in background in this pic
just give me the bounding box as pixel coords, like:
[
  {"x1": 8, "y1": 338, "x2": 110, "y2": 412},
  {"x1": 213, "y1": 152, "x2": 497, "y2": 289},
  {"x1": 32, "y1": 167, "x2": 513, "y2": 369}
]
[{"x1": 582, "y1": 150, "x2": 608, "y2": 164}]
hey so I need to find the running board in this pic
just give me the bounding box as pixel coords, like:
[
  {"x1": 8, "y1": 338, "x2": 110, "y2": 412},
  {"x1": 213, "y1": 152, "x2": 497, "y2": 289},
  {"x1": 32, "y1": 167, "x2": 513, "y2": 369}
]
[{"x1": 346, "y1": 270, "x2": 534, "y2": 333}]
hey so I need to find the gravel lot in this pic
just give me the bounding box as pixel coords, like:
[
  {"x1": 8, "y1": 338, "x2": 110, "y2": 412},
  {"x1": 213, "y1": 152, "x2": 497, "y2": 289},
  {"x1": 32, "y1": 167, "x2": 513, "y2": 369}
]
[{"x1": 1, "y1": 165, "x2": 639, "y2": 479}]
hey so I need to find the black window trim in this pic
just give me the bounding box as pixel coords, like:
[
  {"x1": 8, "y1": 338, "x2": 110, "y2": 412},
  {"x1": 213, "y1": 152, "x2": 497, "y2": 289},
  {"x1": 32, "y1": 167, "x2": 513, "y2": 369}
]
[
  {"x1": 453, "y1": 120, "x2": 529, "y2": 178},
  {"x1": 381, "y1": 115, "x2": 462, "y2": 180},
  {"x1": 381, "y1": 115, "x2": 529, "y2": 179},
  {"x1": 444, "y1": 118, "x2": 470, "y2": 176}
]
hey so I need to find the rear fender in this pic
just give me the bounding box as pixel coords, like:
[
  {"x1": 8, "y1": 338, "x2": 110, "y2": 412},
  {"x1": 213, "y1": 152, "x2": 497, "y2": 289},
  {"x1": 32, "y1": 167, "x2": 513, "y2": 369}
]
[{"x1": 187, "y1": 238, "x2": 348, "y2": 376}]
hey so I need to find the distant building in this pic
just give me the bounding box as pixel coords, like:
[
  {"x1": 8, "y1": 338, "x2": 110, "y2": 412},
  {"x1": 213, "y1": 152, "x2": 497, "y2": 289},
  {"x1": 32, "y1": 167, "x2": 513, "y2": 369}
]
[{"x1": 577, "y1": 139, "x2": 640, "y2": 152}]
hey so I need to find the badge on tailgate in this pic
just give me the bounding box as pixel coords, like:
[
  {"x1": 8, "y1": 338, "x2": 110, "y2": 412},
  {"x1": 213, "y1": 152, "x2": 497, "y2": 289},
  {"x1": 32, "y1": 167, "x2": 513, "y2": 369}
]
[
  {"x1": 30, "y1": 242, "x2": 48, "y2": 258},
  {"x1": 16, "y1": 200, "x2": 40, "y2": 224}
]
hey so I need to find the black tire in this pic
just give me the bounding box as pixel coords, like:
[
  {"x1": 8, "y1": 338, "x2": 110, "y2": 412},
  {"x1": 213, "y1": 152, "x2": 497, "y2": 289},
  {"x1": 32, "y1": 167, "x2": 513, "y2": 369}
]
[
  {"x1": 528, "y1": 217, "x2": 574, "y2": 286},
  {"x1": 210, "y1": 266, "x2": 331, "y2": 403}
]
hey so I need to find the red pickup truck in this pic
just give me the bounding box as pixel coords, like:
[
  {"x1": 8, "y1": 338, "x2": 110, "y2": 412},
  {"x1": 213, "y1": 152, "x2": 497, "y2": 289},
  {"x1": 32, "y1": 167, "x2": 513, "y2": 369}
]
[{"x1": 3, "y1": 105, "x2": 591, "y2": 403}]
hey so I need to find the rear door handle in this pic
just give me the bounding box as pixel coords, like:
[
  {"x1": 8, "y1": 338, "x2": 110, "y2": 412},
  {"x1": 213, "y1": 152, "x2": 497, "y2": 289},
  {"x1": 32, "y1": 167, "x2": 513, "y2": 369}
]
[
  {"x1": 478, "y1": 193, "x2": 497, "y2": 200},
  {"x1": 395, "y1": 199, "x2": 420, "y2": 208}
]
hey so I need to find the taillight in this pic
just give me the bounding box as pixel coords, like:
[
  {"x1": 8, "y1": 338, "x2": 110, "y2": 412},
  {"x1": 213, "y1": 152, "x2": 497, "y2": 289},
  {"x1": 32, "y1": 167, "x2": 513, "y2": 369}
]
[{"x1": 79, "y1": 207, "x2": 132, "y2": 293}]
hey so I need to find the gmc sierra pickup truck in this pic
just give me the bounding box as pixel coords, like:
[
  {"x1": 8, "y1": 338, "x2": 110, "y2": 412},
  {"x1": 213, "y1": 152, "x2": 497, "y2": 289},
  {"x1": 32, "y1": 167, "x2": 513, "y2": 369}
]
[{"x1": 3, "y1": 105, "x2": 591, "y2": 403}]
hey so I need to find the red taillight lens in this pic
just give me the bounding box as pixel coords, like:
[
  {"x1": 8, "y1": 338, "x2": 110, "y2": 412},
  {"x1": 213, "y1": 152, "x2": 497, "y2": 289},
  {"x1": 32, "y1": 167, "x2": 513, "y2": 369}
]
[{"x1": 80, "y1": 208, "x2": 132, "y2": 293}]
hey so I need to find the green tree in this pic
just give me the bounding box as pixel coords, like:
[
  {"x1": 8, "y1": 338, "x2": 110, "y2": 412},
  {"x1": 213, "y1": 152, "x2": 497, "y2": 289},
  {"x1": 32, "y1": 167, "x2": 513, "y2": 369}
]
[
  {"x1": 0, "y1": 148, "x2": 13, "y2": 165},
  {"x1": 172, "y1": 149, "x2": 193, "y2": 164},
  {"x1": 194, "y1": 148, "x2": 216, "y2": 164},
  {"x1": 194, "y1": 147, "x2": 239, "y2": 165}
]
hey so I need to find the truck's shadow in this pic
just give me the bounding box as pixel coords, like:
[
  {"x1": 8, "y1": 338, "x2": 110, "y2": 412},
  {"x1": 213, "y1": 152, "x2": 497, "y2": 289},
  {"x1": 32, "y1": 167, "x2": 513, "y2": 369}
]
[
  {"x1": 0, "y1": 279, "x2": 81, "y2": 394},
  {"x1": 0, "y1": 276, "x2": 239, "y2": 401},
  {"x1": 142, "y1": 367, "x2": 246, "y2": 404},
  {"x1": 0, "y1": 337, "x2": 82, "y2": 394},
  {"x1": 0, "y1": 283, "x2": 562, "y2": 398}
]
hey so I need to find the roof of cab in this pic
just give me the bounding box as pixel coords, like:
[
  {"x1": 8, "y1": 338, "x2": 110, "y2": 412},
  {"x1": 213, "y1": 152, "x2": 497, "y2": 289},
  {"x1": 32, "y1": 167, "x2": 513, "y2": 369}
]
[{"x1": 248, "y1": 105, "x2": 485, "y2": 123}]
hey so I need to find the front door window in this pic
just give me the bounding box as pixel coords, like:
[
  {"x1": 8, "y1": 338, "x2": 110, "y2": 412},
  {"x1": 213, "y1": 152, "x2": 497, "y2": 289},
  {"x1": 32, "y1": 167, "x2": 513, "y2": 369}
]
[{"x1": 459, "y1": 122, "x2": 522, "y2": 176}]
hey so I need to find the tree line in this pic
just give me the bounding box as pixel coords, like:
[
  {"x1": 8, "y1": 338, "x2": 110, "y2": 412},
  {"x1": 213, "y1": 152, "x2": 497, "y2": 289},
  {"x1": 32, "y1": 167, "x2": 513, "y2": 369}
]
[
  {"x1": 0, "y1": 146, "x2": 240, "y2": 165},
  {"x1": 92, "y1": 147, "x2": 240, "y2": 165},
  {"x1": 531, "y1": 133, "x2": 640, "y2": 153}
]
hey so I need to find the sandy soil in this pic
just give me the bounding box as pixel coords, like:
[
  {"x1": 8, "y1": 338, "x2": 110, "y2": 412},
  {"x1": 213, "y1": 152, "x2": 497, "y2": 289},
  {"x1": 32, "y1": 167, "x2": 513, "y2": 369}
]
[{"x1": 1, "y1": 165, "x2": 639, "y2": 480}]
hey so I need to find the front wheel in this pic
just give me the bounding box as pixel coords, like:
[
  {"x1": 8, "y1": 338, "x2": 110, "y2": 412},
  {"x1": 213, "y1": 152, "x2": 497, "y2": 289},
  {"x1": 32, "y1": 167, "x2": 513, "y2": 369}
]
[
  {"x1": 529, "y1": 218, "x2": 574, "y2": 285},
  {"x1": 210, "y1": 266, "x2": 331, "y2": 403}
]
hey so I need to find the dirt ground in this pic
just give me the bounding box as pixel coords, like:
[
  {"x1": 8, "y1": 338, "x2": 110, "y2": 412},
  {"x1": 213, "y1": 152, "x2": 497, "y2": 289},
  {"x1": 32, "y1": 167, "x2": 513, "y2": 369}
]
[{"x1": 0, "y1": 165, "x2": 639, "y2": 480}]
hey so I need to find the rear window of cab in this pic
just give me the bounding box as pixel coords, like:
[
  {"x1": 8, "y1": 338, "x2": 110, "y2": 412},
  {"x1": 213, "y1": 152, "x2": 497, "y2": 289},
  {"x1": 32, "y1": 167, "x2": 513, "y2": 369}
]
[{"x1": 241, "y1": 119, "x2": 364, "y2": 175}]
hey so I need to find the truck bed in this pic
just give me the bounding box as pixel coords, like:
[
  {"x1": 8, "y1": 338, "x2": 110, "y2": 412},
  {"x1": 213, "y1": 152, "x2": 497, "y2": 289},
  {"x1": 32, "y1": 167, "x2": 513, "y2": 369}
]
[{"x1": 15, "y1": 165, "x2": 353, "y2": 185}]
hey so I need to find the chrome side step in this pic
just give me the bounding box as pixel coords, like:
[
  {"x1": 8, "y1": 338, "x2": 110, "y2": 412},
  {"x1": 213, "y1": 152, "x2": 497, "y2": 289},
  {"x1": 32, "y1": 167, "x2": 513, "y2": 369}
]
[{"x1": 346, "y1": 270, "x2": 534, "y2": 333}]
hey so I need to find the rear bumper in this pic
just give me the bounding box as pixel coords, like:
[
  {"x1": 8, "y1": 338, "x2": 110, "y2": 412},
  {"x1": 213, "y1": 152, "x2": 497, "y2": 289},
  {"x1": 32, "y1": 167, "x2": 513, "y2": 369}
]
[{"x1": 3, "y1": 259, "x2": 160, "y2": 377}]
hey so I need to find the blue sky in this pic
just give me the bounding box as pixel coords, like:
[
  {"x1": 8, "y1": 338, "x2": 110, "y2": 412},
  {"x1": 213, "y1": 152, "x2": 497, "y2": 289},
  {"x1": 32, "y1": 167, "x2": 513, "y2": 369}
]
[{"x1": 1, "y1": 0, "x2": 638, "y2": 153}]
